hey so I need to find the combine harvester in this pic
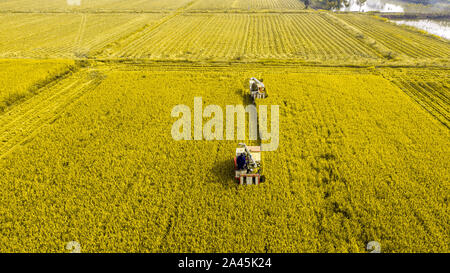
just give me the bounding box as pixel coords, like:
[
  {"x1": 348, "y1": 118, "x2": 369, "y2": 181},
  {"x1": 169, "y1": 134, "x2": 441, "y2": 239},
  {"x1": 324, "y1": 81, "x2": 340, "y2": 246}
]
[
  {"x1": 233, "y1": 78, "x2": 268, "y2": 185},
  {"x1": 234, "y1": 143, "x2": 265, "y2": 185},
  {"x1": 249, "y1": 77, "x2": 267, "y2": 103}
]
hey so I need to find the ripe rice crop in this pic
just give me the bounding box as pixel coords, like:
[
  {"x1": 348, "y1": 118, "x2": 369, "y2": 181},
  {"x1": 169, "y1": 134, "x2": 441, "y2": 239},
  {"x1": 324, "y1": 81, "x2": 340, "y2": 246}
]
[
  {"x1": 257, "y1": 69, "x2": 449, "y2": 252},
  {"x1": 0, "y1": 65, "x2": 447, "y2": 252},
  {"x1": 0, "y1": 0, "x2": 448, "y2": 254},
  {"x1": 0, "y1": 59, "x2": 75, "y2": 112},
  {"x1": 0, "y1": 68, "x2": 102, "y2": 158}
]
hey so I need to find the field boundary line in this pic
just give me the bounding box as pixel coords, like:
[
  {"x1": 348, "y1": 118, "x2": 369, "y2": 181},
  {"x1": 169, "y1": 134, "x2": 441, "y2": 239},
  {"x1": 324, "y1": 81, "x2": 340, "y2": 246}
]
[
  {"x1": 0, "y1": 10, "x2": 314, "y2": 15},
  {"x1": 90, "y1": 59, "x2": 450, "y2": 70}
]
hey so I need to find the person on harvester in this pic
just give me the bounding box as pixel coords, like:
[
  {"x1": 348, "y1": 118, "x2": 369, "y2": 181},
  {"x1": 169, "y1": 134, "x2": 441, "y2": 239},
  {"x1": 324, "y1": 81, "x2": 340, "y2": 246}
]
[{"x1": 236, "y1": 153, "x2": 247, "y2": 170}]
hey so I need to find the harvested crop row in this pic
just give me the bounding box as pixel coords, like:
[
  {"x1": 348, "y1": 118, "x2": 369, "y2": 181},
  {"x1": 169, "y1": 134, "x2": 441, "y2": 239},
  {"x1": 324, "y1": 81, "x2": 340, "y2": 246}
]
[
  {"x1": 336, "y1": 14, "x2": 450, "y2": 60},
  {"x1": 0, "y1": 69, "x2": 103, "y2": 159},
  {"x1": 0, "y1": 13, "x2": 164, "y2": 58},
  {"x1": 0, "y1": 66, "x2": 447, "y2": 252},
  {"x1": 106, "y1": 13, "x2": 380, "y2": 62},
  {"x1": 0, "y1": 59, "x2": 75, "y2": 112}
]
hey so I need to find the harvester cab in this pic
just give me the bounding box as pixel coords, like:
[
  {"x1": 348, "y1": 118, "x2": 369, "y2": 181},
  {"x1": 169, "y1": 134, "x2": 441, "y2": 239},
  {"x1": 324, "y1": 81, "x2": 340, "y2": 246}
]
[
  {"x1": 249, "y1": 77, "x2": 267, "y2": 102},
  {"x1": 234, "y1": 143, "x2": 265, "y2": 185}
]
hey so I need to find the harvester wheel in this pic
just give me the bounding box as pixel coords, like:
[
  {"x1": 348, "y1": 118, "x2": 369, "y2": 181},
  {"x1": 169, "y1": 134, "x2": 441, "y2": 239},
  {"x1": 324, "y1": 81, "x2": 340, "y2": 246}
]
[{"x1": 260, "y1": 175, "x2": 266, "y2": 183}]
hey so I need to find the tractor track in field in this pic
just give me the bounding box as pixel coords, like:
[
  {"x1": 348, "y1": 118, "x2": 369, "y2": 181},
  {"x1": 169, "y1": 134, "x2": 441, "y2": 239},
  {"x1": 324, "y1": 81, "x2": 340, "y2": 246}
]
[
  {"x1": 0, "y1": 69, "x2": 104, "y2": 160},
  {"x1": 377, "y1": 70, "x2": 450, "y2": 129},
  {"x1": 75, "y1": 13, "x2": 87, "y2": 50}
]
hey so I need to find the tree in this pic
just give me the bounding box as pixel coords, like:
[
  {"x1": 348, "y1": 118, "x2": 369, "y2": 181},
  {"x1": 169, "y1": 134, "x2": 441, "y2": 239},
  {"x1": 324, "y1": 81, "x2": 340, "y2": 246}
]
[
  {"x1": 304, "y1": 0, "x2": 311, "y2": 9},
  {"x1": 308, "y1": 0, "x2": 352, "y2": 10},
  {"x1": 357, "y1": 0, "x2": 367, "y2": 11},
  {"x1": 325, "y1": 0, "x2": 350, "y2": 9}
]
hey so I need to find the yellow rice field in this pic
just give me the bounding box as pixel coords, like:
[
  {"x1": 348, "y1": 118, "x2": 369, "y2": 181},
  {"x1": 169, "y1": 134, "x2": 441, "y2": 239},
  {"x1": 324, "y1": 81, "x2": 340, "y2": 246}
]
[
  {"x1": 0, "y1": 66, "x2": 448, "y2": 252},
  {"x1": 0, "y1": 59, "x2": 75, "y2": 112},
  {"x1": 0, "y1": 0, "x2": 448, "y2": 253}
]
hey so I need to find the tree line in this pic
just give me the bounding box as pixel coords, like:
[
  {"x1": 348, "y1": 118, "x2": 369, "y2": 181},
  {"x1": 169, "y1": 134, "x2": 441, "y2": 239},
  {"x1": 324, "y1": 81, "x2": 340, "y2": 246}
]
[{"x1": 302, "y1": 0, "x2": 368, "y2": 10}]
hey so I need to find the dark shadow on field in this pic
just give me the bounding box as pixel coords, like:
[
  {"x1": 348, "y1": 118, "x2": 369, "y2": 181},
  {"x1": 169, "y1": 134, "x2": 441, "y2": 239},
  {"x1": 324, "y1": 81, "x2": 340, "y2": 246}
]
[
  {"x1": 319, "y1": 153, "x2": 337, "y2": 161},
  {"x1": 211, "y1": 159, "x2": 239, "y2": 189},
  {"x1": 235, "y1": 88, "x2": 253, "y2": 105}
]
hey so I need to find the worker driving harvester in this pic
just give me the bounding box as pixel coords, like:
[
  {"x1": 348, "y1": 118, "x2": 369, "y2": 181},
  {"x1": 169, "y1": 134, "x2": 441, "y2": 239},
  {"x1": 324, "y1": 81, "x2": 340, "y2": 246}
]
[{"x1": 236, "y1": 152, "x2": 247, "y2": 171}]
